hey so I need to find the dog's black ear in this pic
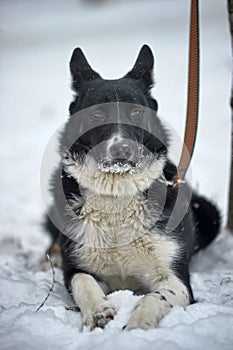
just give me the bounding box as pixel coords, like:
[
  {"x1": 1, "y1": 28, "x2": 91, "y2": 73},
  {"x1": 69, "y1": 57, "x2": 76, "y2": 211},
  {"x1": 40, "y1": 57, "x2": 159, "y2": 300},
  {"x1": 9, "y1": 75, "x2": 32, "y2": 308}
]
[
  {"x1": 125, "y1": 45, "x2": 154, "y2": 91},
  {"x1": 70, "y1": 48, "x2": 101, "y2": 91}
]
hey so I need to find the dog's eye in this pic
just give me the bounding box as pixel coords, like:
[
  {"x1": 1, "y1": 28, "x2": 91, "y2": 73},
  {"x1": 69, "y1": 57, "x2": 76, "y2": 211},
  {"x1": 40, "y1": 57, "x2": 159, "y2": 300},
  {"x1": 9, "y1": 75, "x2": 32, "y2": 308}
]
[
  {"x1": 130, "y1": 108, "x2": 143, "y2": 118},
  {"x1": 91, "y1": 110, "x2": 106, "y2": 119}
]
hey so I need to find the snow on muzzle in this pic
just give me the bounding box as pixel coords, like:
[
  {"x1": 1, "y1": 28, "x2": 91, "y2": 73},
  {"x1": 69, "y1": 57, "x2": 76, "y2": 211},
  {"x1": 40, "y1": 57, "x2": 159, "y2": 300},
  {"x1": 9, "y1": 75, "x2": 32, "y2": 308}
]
[{"x1": 77, "y1": 124, "x2": 163, "y2": 174}]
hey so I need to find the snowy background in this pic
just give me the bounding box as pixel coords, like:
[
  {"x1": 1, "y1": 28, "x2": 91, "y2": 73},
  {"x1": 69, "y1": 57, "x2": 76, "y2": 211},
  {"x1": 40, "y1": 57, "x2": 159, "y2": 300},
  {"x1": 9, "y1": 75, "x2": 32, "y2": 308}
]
[{"x1": 0, "y1": 0, "x2": 233, "y2": 349}]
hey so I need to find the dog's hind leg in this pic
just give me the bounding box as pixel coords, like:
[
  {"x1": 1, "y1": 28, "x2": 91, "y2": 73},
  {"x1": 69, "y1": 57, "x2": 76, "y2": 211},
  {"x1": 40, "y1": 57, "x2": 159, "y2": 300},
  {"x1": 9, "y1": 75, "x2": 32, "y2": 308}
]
[
  {"x1": 41, "y1": 241, "x2": 62, "y2": 271},
  {"x1": 41, "y1": 212, "x2": 62, "y2": 270},
  {"x1": 125, "y1": 274, "x2": 190, "y2": 330},
  {"x1": 71, "y1": 273, "x2": 116, "y2": 330}
]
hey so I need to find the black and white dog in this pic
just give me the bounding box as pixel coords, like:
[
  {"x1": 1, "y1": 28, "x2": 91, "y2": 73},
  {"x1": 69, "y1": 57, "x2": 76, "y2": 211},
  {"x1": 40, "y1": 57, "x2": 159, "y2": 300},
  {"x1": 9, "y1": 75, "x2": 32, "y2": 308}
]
[{"x1": 45, "y1": 45, "x2": 220, "y2": 330}]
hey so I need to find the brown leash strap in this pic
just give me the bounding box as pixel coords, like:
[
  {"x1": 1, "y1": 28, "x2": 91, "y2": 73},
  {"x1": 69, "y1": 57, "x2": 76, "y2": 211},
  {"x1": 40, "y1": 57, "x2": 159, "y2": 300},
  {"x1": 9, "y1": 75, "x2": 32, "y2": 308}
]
[{"x1": 172, "y1": 0, "x2": 200, "y2": 188}]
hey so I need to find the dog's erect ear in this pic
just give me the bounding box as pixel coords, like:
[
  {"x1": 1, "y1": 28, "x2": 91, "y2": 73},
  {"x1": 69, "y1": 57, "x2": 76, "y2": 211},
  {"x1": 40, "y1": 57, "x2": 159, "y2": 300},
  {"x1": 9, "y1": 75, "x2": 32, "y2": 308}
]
[
  {"x1": 70, "y1": 48, "x2": 101, "y2": 91},
  {"x1": 125, "y1": 45, "x2": 154, "y2": 91}
]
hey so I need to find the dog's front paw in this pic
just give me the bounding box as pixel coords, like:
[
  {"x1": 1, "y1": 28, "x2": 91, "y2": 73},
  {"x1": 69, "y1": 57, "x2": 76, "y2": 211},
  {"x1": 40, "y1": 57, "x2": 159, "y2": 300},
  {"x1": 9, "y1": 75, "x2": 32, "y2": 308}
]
[
  {"x1": 124, "y1": 295, "x2": 168, "y2": 330},
  {"x1": 124, "y1": 307, "x2": 158, "y2": 331},
  {"x1": 93, "y1": 307, "x2": 116, "y2": 328},
  {"x1": 83, "y1": 305, "x2": 116, "y2": 330}
]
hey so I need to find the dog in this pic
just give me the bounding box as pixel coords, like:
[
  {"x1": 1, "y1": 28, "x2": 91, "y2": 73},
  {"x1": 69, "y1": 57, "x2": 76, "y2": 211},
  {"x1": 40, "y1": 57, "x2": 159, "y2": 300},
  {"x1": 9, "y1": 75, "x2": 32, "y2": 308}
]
[{"x1": 45, "y1": 45, "x2": 220, "y2": 330}]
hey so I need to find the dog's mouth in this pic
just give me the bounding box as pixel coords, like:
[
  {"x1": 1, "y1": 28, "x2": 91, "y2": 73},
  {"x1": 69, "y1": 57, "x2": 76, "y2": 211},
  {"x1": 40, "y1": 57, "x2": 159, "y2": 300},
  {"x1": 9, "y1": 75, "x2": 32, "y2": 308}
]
[{"x1": 98, "y1": 158, "x2": 138, "y2": 174}]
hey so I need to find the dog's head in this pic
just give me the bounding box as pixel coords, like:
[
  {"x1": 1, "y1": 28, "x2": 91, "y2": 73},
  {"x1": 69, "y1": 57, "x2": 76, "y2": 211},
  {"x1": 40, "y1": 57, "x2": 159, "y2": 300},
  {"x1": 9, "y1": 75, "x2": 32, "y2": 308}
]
[{"x1": 62, "y1": 45, "x2": 169, "y2": 196}]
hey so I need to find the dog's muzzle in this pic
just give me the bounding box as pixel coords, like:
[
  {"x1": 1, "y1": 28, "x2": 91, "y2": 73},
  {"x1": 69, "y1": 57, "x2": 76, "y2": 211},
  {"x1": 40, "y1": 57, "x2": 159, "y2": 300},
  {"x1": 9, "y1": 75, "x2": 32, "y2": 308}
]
[
  {"x1": 102, "y1": 139, "x2": 138, "y2": 171},
  {"x1": 109, "y1": 140, "x2": 134, "y2": 160}
]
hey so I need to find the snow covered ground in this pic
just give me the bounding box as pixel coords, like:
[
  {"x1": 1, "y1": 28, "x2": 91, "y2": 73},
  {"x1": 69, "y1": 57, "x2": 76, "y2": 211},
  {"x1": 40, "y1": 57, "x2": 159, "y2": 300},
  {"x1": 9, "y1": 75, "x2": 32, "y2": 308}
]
[
  {"x1": 0, "y1": 0, "x2": 233, "y2": 349},
  {"x1": 1, "y1": 230, "x2": 233, "y2": 350}
]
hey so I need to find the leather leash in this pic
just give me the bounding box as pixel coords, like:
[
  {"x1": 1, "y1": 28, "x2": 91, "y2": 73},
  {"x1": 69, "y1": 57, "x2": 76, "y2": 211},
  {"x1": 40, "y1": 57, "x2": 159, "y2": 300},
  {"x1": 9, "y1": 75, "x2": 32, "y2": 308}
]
[{"x1": 167, "y1": 0, "x2": 200, "y2": 188}]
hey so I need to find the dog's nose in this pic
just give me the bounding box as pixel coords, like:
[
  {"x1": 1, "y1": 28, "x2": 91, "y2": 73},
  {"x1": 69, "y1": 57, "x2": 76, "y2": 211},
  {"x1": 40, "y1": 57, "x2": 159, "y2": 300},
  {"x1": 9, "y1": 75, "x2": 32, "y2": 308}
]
[{"x1": 109, "y1": 141, "x2": 133, "y2": 160}]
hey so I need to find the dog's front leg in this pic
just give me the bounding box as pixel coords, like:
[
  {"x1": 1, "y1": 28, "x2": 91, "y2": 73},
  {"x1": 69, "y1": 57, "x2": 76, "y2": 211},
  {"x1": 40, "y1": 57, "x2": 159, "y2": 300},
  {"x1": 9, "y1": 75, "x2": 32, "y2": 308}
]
[
  {"x1": 125, "y1": 275, "x2": 190, "y2": 330},
  {"x1": 71, "y1": 273, "x2": 116, "y2": 330}
]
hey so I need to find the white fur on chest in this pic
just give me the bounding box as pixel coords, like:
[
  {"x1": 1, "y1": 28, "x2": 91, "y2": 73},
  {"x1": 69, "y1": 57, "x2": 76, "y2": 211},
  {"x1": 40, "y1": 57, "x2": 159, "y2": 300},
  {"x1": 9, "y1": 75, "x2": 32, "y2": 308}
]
[
  {"x1": 69, "y1": 192, "x2": 179, "y2": 293},
  {"x1": 68, "y1": 190, "x2": 150, "y2": 247},
  {"x1": 75, "y1": 234, "x2": 179, "y2": 293}
]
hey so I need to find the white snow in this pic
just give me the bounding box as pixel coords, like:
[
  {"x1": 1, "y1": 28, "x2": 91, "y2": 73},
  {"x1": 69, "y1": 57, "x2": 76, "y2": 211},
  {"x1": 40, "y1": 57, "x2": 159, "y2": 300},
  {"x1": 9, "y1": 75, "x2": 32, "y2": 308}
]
[
  {"x1": 1, "y1": 232, "x2": 233, "y2": 350},
  {"x1": 0, "y1": 0, "x2": 233, "y2": 349}
]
